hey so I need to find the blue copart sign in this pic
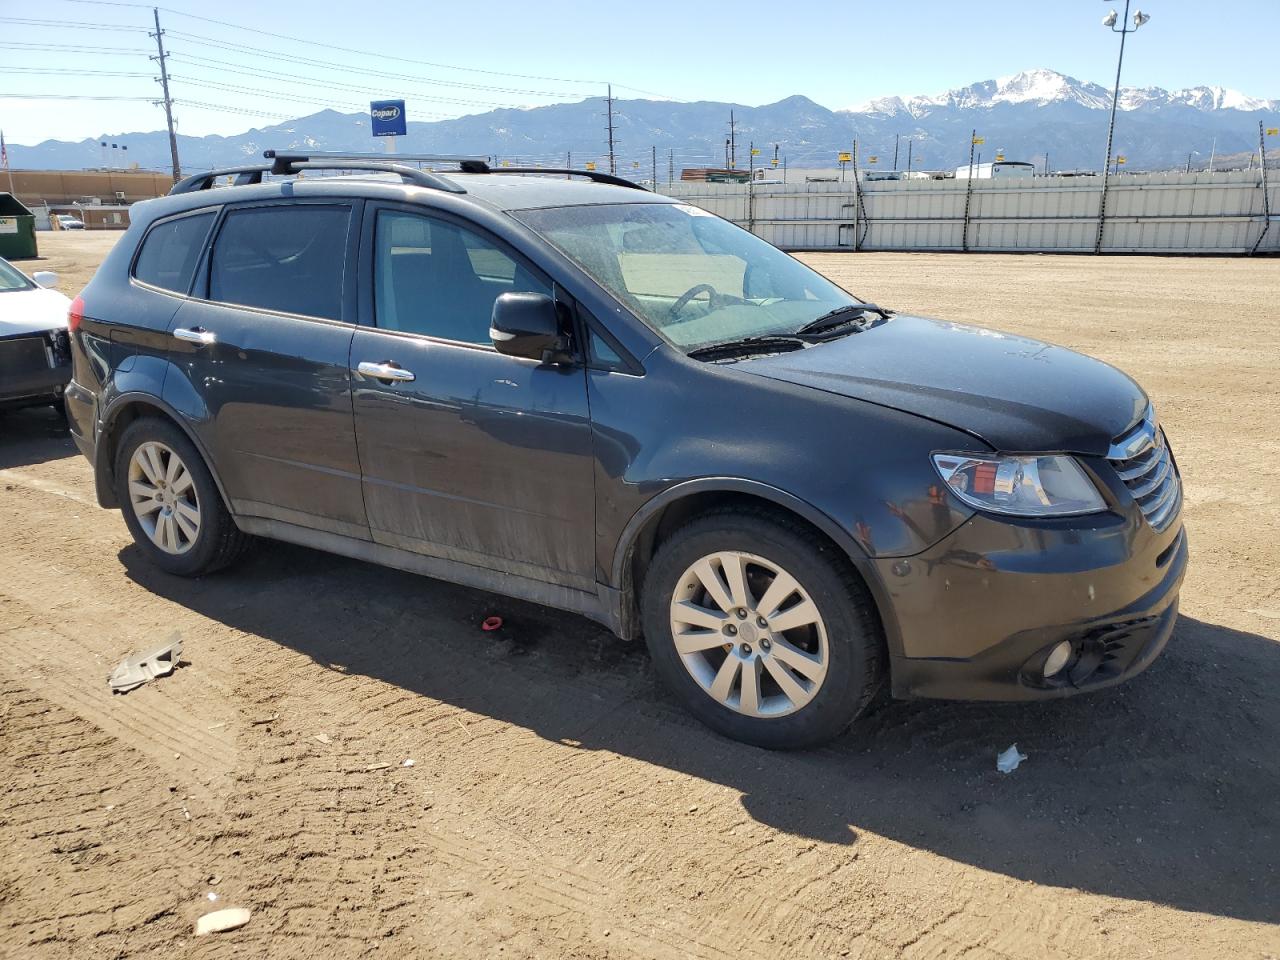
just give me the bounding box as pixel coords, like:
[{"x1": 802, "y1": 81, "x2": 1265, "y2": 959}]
[{"x1": 370, "y1": 100, "x2": 407, "y2": 137}]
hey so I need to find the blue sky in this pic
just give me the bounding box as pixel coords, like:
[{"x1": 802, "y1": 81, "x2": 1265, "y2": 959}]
[{"x1": 2, "y1": 0, "x2": 1276, "y2": 145}]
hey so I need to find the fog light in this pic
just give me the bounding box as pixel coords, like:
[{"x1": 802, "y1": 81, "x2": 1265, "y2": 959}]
[{"x1": 1043, "y1": 641, "x2": 1073, "y2": 678}]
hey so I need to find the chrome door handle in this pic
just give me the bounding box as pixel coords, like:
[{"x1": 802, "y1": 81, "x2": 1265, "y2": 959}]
[
  {"x1": 356, "y1": 361, "x2": 416, "y2": 382},
  {"x1": 173, "y1": 326, "x2": 216, "y2": 345}
]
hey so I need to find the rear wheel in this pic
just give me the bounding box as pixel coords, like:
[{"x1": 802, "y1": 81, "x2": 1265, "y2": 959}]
[
  {"x1": 641, "y1": 508, "x2": 884, "y2": 749},
  {"x1": 114, "y1": 417, "x2": 251, "y2": 576}
]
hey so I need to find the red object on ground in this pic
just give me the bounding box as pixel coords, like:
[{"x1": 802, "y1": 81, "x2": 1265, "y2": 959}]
[{"x1": 481, "y1": 616, "x2": 503, "y2": 631}]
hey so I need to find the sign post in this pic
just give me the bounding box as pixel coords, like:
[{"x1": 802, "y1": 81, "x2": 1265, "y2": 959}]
[{"x1": 370, "y1": 100, "x2": 407, "y2": 154}]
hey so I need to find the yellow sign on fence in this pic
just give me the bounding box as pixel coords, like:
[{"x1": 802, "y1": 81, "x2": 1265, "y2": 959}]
[
  {"x1": 1116, "y1": 156, "x2": 1127, "y2": 165},
  {"x1": 750, "y1": 148, "x2": 760, "y2": 156},
  {"x1": 972, "y1": 136, "x2": 985, "y2": 145},
  {"x1": 867, "y1": 156, "x2": 878, "y2": 164},
  {"x1": 585, "y1": 161, "x2": 597, "y2": 171},
  {"x1": 1269, "y1": 128, "x2": 1279, "y2": 136},
  {"x1": 838, "y1": 152, "x2": 852, "y2": 163}
]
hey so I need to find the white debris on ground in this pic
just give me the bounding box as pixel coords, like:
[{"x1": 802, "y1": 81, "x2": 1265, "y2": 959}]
[{"x1": 996, "y1": 744, "x2": 1028, "y2": 774}]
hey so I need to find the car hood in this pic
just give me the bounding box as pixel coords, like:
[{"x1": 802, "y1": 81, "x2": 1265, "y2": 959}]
[
  {"x1": 0, "y1": 287, "x2": 71, "y2": 338},
  {"x1": 741, "y1": 315, "x2": 1147, "y2": 455}
]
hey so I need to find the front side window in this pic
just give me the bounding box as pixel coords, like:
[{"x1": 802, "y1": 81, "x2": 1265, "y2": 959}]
[
  {"x1": 514, "y1": 202, "x2": 860, "y2": 350},
  {"x1": 0, "y1": 258, "x2": 34, "y2": 293},
  {"x1": 373, "y1": 210, "x2": 552, "y2": 345},
  {"x1": 209, "y1": 204, "x2": 351, "y2": 320},
  {"x1": 132, "y1": 211, "x2": 215, "y2": 294}
]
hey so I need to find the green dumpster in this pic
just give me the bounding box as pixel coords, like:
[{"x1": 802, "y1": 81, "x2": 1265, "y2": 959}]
[{"x1": 0, "y1": 193, "x2": 38, "y2": 260}]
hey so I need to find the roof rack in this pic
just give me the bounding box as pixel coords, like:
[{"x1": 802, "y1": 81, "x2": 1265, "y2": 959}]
[
  {"x1": 169, "y1": 150, "x2": 468, "y2": 196},
  {"x1": 266, "y1": 150, "x2": 489, "y2": 165},
  {"x1": 458, "y1": 160, "x2": 650, "y2": 192}
]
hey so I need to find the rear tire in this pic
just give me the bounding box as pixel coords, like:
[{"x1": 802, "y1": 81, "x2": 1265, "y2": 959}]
[
  {"x1": 114, "y1": 417, "x2": 251, "y2": 577},
  {"x1": 641, "y1": 507, "x2": 884, "y2": 749}
]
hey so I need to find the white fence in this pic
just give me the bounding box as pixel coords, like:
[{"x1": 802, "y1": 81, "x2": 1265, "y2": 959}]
[{"x1": 658, "y1": 170, "x2": 1280, "y2": 254}]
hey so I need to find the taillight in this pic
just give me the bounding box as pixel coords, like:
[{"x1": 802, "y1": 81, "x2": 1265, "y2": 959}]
[{"x1": 68, "y1": 295, "x2": 84, "y2": 332}]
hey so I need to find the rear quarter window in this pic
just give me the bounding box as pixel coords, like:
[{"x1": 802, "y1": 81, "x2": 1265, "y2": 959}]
[{"x1": 132, "y1": 211, "x2": 216, "y2": 294}]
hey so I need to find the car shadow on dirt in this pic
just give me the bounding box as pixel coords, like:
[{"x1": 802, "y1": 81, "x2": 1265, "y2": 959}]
[
  {"x1": 120, "y1": 540, "x2": 1279, "y2": 925},
  {"x1": 0, "y1": 407, "x2": 75, "y2": 468}
]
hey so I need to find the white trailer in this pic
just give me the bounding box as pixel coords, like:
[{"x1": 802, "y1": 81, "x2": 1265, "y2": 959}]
[{"x1": 955, "y1": 161, "x2": 1036, "y2": 180}]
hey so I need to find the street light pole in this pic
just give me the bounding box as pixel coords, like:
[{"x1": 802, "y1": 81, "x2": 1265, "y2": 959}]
[{"x1": 1095, "y1": 1, "x2": 1150, "y2": 253}]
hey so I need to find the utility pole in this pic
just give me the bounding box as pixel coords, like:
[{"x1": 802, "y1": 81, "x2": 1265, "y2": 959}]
[
  {"x1": 605, "y1": 84, "x2": 616, "y2": 176},
  {"x1": 1251, "y1": 121, "x2": 1272, "y2": 255},
  {"x1": 150, "y1": 7, "x2": 181, "y2": 183},
  {"x1": 906, "y1": 138, "x2": 913, "y2": 173},
  {"x1": 962, "y1": 129, "x2": 978, "y2": 252},
  {"x1": 651, "y1": 144, "x2": 657, "y2": 191},
  {"x1": 1095, "y1": 0, "x2": 1150, "y2": 253},
  {"x1": 727, "y1": 110, "x2": 737, "y2": 169},
  {"x1": 893, "y1": 133, "x2": 900, "y2": 171},
  {"x1": 668, "y1": 148, "x2": 674, "y2": 185}
]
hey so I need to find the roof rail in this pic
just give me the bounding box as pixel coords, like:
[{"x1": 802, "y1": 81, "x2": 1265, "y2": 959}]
[
  {"x1": 458, "y1": 161, "x2": 650, "y2": 192},
  {"x1": 168, "y1": 151, "x2": 468, "y2": 196},
  {"x1": 264, "y1": 151, "x2": 465, "y2": 193},
  {"x1": 263, "y1": 149, "x2": 489, "y2": 166},
  {"x1": 170, "y1": 165, "x2": 271, "y2": 195}
]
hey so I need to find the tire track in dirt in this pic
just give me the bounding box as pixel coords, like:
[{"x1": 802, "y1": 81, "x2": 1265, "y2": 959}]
[
  {"x1": 0, "y1": 683, "x2": 210, "y2": 958},
  {"x1": 3, "y1": 440, "x2": 1278, "y2": 959}
]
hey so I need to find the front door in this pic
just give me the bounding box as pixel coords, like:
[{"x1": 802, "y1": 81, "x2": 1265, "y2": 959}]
[
  {"x1": 166, "y1": 199, "x2": 368, "y2": 540},
  {"x1": 349, "y1": 205, "x2": 595, "y2": 589}
]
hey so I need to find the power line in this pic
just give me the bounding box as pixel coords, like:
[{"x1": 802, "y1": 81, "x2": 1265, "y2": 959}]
[
  {"x1": 163, "y1": 29, "x2": 595, "y2": 99},
  {"x1": 0, "y1": 15, "x2": 147, "y2": 31},
  {"x1": 52, "y1": 0, "x2": 610, "y2": 86},
  {"x1": 0, "y1": 41, "x2": 151, "y2": 54},
  {"x1": 0, "y1": 93, "x2": 156, "y2": 101},
  {"x1": 166, "y1": 55, "x2": 542, "y2": 110}
]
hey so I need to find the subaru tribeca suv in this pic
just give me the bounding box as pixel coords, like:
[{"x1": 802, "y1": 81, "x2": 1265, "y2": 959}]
[{"x1": 65, "y1": 151, "x2": 1186, "y2": 748}]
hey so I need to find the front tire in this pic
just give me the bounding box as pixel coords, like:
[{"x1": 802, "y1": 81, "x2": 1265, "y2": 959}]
[
  {"x1": 114, "y1": 417, "x2": 251, "y2": 577},
  {"x1": 641, "y1": 508, "x2": 884, "y2": 749}
]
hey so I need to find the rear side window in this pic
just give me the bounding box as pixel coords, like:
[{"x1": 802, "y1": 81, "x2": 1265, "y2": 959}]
[
  {"x1": 209, "y1": 204, "x2": 351, "y2": 320},
  {"x1": 133, "y1": 212, "x2": 215, "y2": 294}
]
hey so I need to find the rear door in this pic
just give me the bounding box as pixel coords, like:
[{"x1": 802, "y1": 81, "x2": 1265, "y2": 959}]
[
  {"x1": 349, "y1": 204, "x2": 596, "y2": 589},
  {"x1": 164, "y1": 199, "x2": 369, "y2": 540}
]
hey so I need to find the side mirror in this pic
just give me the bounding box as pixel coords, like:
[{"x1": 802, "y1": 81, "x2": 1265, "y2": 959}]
[
  {"x1": 32, "y1": 271, "x2": 59, "y2": 289},
  {"x1": 490, "y1": 292, "x2": 571, "y2": 363}
]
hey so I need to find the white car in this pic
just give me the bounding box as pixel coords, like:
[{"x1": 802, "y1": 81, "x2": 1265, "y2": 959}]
[
  {"x1": 57, "y1": 215, "x2": 85, "y2": 230},
  {"x1": 0, "y1": 257, "x2": 72, "y2": 413}
]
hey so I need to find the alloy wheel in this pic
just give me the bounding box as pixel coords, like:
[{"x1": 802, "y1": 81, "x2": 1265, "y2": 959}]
[
  {"x1": 127, "y1": 441, "x2": 201, "y2": 555},
  {"x1": 668, "y1": 550, "x2": 829, "y2": 718}
]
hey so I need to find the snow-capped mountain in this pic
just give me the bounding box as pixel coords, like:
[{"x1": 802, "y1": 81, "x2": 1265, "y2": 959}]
[
  {"x1": 849, "y1": 69, "x2": 1277, "y2": 117},
  {"x1": 9, "y1": 68, "x2": 1276, "y2": 174}
]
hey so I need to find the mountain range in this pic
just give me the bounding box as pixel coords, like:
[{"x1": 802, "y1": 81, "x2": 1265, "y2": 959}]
[{"x1": 9, "y1": 69, "x2": 1278, "y2": 175}]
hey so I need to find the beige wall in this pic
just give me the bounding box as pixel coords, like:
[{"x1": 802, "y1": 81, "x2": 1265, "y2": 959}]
[{"x1": 9, "y1": 170, "x2": 172, "y2": 208}]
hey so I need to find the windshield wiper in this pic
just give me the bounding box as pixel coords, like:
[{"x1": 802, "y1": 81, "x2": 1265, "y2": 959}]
[
  {"x1": 793, "y1": 303, "x2": 892, "y2": 338},
  {"x1": 685, "y1": 335, "x2": 809, "y2": 362}
]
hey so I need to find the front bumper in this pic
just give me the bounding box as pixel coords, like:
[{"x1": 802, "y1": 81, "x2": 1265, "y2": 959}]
[
  {"x1": 0, "y1": 331, "x2": 71, "y2": 408},
  {"x1": 877, "y1": 501, "x2": 1187, "y2": 701}
]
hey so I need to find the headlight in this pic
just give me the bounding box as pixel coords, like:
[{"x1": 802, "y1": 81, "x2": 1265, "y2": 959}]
[{"x1": 931, "y1": 452, "x2": 1106, "y2": 517}]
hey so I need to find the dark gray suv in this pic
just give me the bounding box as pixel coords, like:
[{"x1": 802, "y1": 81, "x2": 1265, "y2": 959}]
[{"x1": 65, "y1": 152, "x2": 1186, "y2": 748}]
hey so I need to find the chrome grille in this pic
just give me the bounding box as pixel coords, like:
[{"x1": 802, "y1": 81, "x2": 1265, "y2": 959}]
[{"x1": 1108, "y1": 407, "x2": 1181, "y2": 531}]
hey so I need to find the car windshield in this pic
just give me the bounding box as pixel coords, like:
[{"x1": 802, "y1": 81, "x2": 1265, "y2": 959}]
[
  {"x1": 0, "y1": 258, "x2": 34, "y2": 293},
  {"x1": 513, "y1": 202, "x2": 861, "y2": 350}
]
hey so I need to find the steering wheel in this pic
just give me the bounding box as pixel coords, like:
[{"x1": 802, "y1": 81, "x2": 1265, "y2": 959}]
[{"x1": 667, "y1": 283, "x2": 747, "y2": 322}]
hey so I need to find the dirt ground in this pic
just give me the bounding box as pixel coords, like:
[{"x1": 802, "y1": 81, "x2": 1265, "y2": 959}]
[{"x1": 1, "y1": 232, "x2": 1277, "y2": 959}]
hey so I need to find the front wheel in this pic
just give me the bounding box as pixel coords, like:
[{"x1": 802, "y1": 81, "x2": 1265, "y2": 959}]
[{"x1": 641, "y1": 509, "x2": 884, "y2": 749}]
